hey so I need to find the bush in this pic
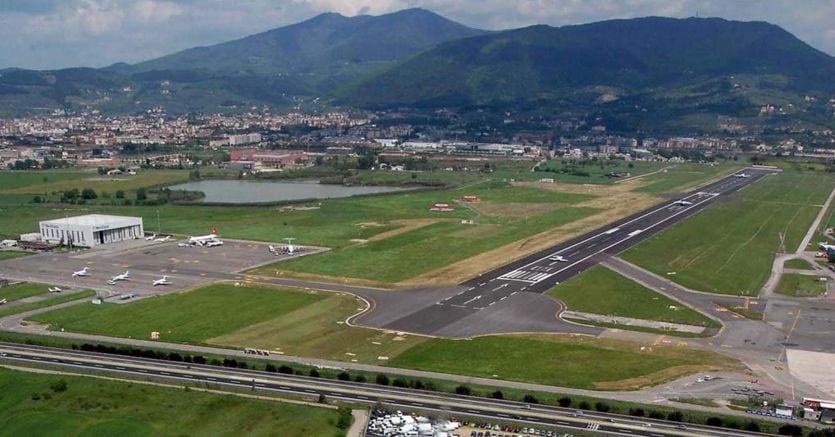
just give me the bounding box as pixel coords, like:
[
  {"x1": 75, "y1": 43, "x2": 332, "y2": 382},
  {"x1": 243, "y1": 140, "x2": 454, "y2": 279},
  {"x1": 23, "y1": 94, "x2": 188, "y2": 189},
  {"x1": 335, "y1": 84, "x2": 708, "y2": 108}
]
[
  {"x1": 778, "y1": 424, "x2": 803, "y2": 436},
  {"x1": 375, "y1": 374, "x2": 389, "y2": 386},
  {"x1": 50, "y1": 379, "x2": 68, "y2": 393},
  {"x1": 648, "y1": 411, "x2": 665, "y2": 419},
  {"x1": 594, "y1": 402, "x2": 610, "y2": 412},
  {"x1": 667, "y1": 411, "x2": 683, "y2": 422},
  {"x1": 578, "y1": 401, "x2": 590, "y2": 410},
  {"x1": 392, "y1": 378, "x2": 409, "y2": 388},
  {"x1": 491, "y1": 390, "x2": 504, "y2": 400},
  {"x1": 264, "y1": 363, "x2": 277, "y2": 372},
  {"x1": 277, "y1": 365, "x2": 293, "y2": 374},
  {"x1": 412, "y1": 380, "x2": 424, "y2": 390},
  {"x1": 706, "y1": 417, "x2": 722, "y2": 427},
  {"x1": 523, "y1": 395, "x2": 539, "y2": 404},
  {"x1": 337, "y1": 372, "x2": 351, "y2": 381},
  {"x1": 308, "y1": 368, "x2": 320, "y2": 378},
  {"x1": 354, "y1": 375, "x2": 367, "y2": 383},
  {"x1": 558, "y1": 397, "x2": 572, "y2": 407},
  {"x1": 744, "y1": 422, "x2": 760, "y2": 433},
  {"x1": 455, "y1": 385, "x2": 472, "y2": 396},
  {"x1": 336, "y1": 406, "x2": 352, "y2": 430}
]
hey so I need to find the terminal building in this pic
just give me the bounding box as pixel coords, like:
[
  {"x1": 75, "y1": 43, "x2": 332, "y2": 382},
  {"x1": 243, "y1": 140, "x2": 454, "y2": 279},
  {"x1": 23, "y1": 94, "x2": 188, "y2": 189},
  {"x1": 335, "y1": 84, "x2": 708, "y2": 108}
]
[{"x1": 39, "y1": 214, "x2": 144, "y2": 247}]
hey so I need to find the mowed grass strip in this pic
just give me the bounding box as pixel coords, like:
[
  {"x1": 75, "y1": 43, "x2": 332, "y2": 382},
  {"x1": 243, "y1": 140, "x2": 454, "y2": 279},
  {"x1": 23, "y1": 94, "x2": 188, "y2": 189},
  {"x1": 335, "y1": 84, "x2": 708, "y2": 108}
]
[
  {"x1": 623, "y1": 171, "x2": 834, "y2": 295},
  {"x1": 29, "y1": 284, "x2": 324, "y2": 343},
  {"x1": 548, "y1": 266, "x2": 718, "y2": 327},
  {"x1": 0, "y1": 368, "x2": 342, "y2": 437},
  {"x1": 388, "y1": 334, "x2": 740, "y2": 390},
  {"x1": 0, "y1": 282, "x2": 53, "y2": 302},
  {"x1": 0, "y1": 291, "x2": 96, "y2": 318},
  {"x1": 776, "y1": 273, "x2": 827, "y2": 297},
  {"x1": 0, "y1": 251, "x2": 34, "y2": 261},
  {"x1": 266, "y1": 206, "x2": 598, "y2": 283},
  {"x1": 210, "y1": 293, "x2": 426, "y2": 362}
]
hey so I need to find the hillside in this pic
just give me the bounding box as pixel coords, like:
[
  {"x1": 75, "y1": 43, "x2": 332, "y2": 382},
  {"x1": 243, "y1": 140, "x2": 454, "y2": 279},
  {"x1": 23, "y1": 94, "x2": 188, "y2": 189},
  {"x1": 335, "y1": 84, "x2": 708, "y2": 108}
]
[{"x1": 341, "y1": 17, "x2": 835, "y2": 129}]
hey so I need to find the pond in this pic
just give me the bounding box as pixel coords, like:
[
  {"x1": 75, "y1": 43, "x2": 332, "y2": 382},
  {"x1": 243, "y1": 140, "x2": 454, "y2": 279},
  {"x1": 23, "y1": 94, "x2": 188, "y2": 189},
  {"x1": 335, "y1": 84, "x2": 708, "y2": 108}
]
[{"x1": 168, "y1": 179, "x2": 412, "y2": 204}]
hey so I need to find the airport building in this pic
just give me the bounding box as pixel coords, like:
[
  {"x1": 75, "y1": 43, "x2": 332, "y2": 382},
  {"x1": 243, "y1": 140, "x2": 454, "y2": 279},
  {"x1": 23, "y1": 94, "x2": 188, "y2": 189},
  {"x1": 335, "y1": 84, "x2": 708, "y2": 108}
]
[{"x1": 39, "y1": 214, "x2": 144, "y2": 247}]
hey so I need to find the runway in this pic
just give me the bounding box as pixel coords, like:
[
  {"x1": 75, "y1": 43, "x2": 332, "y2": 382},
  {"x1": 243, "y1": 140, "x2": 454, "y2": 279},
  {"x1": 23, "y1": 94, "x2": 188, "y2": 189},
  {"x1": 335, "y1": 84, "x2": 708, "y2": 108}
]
[{"x1": 376, "y1": 168, "x2": 778, "y2": 335}]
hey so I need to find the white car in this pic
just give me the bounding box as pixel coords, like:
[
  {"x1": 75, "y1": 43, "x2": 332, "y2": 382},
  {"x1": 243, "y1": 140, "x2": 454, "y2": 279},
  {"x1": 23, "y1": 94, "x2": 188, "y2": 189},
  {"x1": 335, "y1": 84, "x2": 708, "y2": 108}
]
[{"x1": 205, "y1": 240, "x2": 223, "y2": 247}]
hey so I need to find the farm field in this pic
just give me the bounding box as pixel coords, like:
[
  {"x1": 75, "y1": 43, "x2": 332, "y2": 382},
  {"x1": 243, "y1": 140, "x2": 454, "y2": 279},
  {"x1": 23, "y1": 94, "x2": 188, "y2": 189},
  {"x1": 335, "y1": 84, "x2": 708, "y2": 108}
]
[
  {"x1": 387, "y1": 334, "x2": 741, "y2": 390},
  {"x1": 0, "y1": 368, "x2": 343, "y2": 437},
  {"x1": 0, "y1": 291, "x2": 95, "y2": 318},
  {"x1": 547, "y1": 266, "x2": 718, "y2": 328},
  {"x1": 28, "y1": 285, "x2": 322, "y2": 343},
  {"x1": 775, "y1": 273, "x2": 827, "y2": 297},
  {"x1": 28, "y1": 283, "x2": 738, "y2": 389},
  {"x1": 623, "y1": 170, "x2": 835, "y2": 295}
]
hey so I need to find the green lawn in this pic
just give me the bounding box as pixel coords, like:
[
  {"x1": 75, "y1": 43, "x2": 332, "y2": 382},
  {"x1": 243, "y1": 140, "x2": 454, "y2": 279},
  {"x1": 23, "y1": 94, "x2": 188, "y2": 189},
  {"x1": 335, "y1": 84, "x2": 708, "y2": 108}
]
[
  {"x1": 8, "y1": 170, "x2": 190, "y2": 195},
  {"x1": 623, "y1": 170, "x2": 835, "y2": 295},
  {"x1": 548, "y1": 266, "x2": 718, "y2": 328},
  {"x1": 388, "y1": 334, "x2": 739, "y2": 390},
  {"x1": 29, "y1": 284, "x2": 324, "y2": 344},
  {"x1": 775, "y1": 273, "x2": 828, "y2": 297},
  {"x1": 635, "y1": 163, "x2": 740, "y2": 194},
  {"x1": 0, "y1": 368, "x2": 343, "y2": 437},
  {"x1": 0, "y1": 170, "x2": 90, "y2": 191},
  {"x1": 0, "y1": 250, "x2": 33, "y2": 261},
  {"x1": 0, "y1": 282, "x2": 52, "y2": 302},
  {"x1": 784, "y1": 258, "x2": 817, "y2": 270},
  {"x1": 0, "y1": 291, "x2": 95, "y2": 318}
]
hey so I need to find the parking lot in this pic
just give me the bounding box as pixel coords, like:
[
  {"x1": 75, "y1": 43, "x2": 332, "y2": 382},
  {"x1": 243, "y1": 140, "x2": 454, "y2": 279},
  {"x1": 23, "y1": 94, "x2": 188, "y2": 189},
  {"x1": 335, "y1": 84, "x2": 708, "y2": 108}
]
[{"x1": 0, "y1": 239, "x2": 325, "y2": 299}]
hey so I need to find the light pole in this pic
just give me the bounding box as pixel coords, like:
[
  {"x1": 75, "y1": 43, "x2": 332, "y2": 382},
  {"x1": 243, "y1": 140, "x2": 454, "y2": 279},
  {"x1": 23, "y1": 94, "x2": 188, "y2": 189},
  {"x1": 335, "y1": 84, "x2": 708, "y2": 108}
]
[{"x1": 156, "y1": 209, "x2": 161, "y2": 235}]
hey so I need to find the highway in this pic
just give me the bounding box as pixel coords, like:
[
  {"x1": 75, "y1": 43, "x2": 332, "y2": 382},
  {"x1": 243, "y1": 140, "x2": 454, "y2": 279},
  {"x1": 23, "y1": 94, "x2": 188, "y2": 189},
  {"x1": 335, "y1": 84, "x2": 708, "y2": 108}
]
[
  {"x1": 0, "y1": 342, "x2": 771, "y2": 437},
  {"x1": 380, "y1": 168, "x2": 777, "y2": 334}
]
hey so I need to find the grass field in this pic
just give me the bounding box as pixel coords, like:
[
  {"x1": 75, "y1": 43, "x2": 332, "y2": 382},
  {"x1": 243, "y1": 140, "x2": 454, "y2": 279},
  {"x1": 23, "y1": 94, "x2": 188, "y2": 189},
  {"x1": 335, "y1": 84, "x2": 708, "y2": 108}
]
[
  {"x1": 30, "y1": 284, "x2": 739, "y2": 389},
  {"x1": 29, "y1": 284, "x2": 323, "y2": 344},
  {"x1": 775, "y1": 273, "x2": 828, "y2": 297},
  {"x1": 528, "y1": 159, "x2": 668, "y2": 185},
  {"x1": 0, "y1": 170, "x2": 90, "y2": 191},
  {"x1": 0, "y1": 251, "x2": 32, "y2": 261},
  {"x1": 7, "y1": 170, "x2": 190, "y2": 195},
  {"x1": 0, "y1": 368, "x2": 343, "y2": 437},
  {"x1": 0, "y1": 282, "x2": 53, "y2": 303},
  {"x1": 388, "y1": 334, "x2": 740, "y2": 390},
  {"x1": 623, "y1": 170, "x2": 835, "y2": 295},
  {"x1": 784, "y1": 258, "x2": 817, "y2": 270},
  {"x1": 0, "y1": 291, "x2": 95, "y2": 318},
  {"x1": 635, "y1": 163, "x2": 739, "y2": 193},
  {"x1": 548, "y1": 266, "x2": 718, "y2": 327}
]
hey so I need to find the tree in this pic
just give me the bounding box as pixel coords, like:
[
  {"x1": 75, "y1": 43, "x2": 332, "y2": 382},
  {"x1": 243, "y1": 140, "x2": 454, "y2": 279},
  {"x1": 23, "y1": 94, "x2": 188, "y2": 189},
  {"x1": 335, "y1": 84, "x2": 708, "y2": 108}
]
[
  {"x1": 392, "y1": 378, "x2": 409, "y2": 388},
  {"x1": 491, "y1": 390, "x2": 504, "y2": 400},
  {"x1": 375, "y1": 374, "x2": 389, "y2": 386},
  {"x1": 629, "y1": 408, "x2": 645, "y2": 417},
  {"x1": 667, "y1": 411, "x2": 683, "y2": 422},
  {"x1": 336, "y1": 406, "x2": 352, "y2": 430},
  {"x1": 455, "y1": 385, "x2": 472, "y2": 396},
  {"x1": 277, "y1": 365, "x2": 293, "y2": 374},
  {"x1": 318, "y1": 393, "x2": 327, "y2": 404},
  {"x1": 308, "y1": 368, "x2": 320, "y2": 377},
  {"x1": 115, "y1": 190, "x2": 125, "y2": 199},
  {"x1": 578, "y1": 401, "x2": 590, "y2": 410},
  {"x1": 648, "y1": 411, "x2": 665, "y2": 419},
  {"x1": 706, "y1": 417, "x2": 722, "y2": 427},
  {"x1": 594, "y1": 402, "x2": 610, "y2": 412},
  {"x1": 136, "y1": 187, "x2": 147, "y2": 201},
  {"x1": 337, "y1": 372, "x2": 351, "y2": 381},
  {"x1": 557, "y1": 397, "x2": 572, "y2": 407},
  {"x1": 523, "y1": 394, "x2": 539, "y2": 404},
  {"x1": 353, "y1": 375, "x2": 367, "y2": 383},
  {"x1": 50, "y1": 379, "x2": 67, "y2": 393},
  {"x1": 264, "y1": 363, "x2": 277, "y2": 372}
]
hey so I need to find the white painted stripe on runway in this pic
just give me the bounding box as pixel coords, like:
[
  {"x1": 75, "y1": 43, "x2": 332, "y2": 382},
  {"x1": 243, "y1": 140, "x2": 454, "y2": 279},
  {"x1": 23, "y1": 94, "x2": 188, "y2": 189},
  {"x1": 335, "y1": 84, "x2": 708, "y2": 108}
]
[{"x1": 627, "y1": 229, "x2": 643, "y2": 237}]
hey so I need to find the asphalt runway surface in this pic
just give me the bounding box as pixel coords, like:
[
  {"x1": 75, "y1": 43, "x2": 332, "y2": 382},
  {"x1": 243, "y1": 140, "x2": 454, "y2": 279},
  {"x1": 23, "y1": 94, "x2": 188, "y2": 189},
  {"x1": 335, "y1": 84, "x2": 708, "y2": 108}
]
[{"x1": 367, "y1": 168, "x2": 778, "y2": 336}]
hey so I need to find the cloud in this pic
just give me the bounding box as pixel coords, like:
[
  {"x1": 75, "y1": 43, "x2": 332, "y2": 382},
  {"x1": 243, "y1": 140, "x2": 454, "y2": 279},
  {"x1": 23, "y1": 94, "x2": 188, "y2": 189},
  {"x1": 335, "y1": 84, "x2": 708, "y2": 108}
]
[{"x1": 0, "y1": 0, "x2": 833, "y2": 70}]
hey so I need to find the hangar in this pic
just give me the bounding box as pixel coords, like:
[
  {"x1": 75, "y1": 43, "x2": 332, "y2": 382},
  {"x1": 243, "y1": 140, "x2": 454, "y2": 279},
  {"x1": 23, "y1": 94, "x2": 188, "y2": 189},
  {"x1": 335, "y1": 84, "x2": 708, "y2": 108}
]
[{"x1": 39, "y1": 214, "x2": 144, "y2": 247}]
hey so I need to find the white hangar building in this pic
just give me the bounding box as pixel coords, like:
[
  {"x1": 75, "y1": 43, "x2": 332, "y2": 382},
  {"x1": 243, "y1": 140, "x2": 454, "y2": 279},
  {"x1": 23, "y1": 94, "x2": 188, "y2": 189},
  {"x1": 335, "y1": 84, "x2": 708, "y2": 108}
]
[{"x1": 39, "y1": 214, "x2": 144, "y2": 247}]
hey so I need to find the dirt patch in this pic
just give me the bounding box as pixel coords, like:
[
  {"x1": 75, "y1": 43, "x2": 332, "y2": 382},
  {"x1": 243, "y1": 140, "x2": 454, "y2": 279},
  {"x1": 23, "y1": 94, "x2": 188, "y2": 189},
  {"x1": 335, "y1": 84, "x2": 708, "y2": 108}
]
[
  {"x1": 366, "y1": 219, "x2": 445, "y2": 242},
  {"x1": 471, "y1": 202, "x2": 558, "y2": 218},
  {"x1": 399, "y1": 194, "x2": 660, "y2": 286},
  {"x1": 594, "y1": 364, "x2": 722, "y2": 390}
]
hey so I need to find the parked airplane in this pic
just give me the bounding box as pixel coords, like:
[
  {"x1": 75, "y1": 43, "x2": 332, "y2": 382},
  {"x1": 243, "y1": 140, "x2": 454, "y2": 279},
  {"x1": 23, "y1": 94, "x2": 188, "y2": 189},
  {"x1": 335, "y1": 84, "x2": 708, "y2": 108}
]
[
  {"x1": 549, "y1": 255, "x2": 568, "y2": 262},
  {"x1": 819, "y1": 242, "x2": 835, "y2": 252},
  {"x1": 673, "y1": 199, "x2": 693, "y2": 206},
  {"x1": 71, "y1": 267, "x2": 90, "y2": 277},
  {"x1": 152, "y1": 276, "x2": 171, "y2": 286},
  {"x1": 48, "y1": 287, "x2": 62, "y2": 293},
  {"x1": 268, "y1": 245, "x2": 278, "y2": 255},
  {"x1": 283, "y1": 237, "x2": 297, "y2": 255},
  {"x1": 145, "y1": 234, "x2": 157, "y2": 241},
  {"x1": 735, "y1": 173, "x2": 751, "y2": 178},
  {"x1": 155, "y1": 235, "x2": 173, "y2": 243},
  {"x1": 110, "y1": 271, "x2": 130, "y2": 282},
  {"x1": 205, "y1": 239, "x2": 223, "y2": 247},
  {"x1": 189, "y1": 234, "x2": 220, "y2": 245}
]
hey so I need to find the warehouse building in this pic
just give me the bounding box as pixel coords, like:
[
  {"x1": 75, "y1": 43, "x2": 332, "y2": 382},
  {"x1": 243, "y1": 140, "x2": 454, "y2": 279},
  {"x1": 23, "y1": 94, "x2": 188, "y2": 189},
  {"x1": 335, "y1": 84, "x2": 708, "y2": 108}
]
[{"x1": 39, "y1": 214, "x2": 144, "y2": 247}]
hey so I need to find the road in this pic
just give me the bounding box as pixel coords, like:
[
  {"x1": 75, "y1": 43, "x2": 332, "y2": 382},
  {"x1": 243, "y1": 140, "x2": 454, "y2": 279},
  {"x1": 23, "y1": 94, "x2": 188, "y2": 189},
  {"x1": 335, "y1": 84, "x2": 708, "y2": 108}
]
[
  {"x1": 0, "y1": 343, "x2": 774, "y2": 437},
  {"x1": 376, "y1": 168, "x2": 777, "y2": 335}
]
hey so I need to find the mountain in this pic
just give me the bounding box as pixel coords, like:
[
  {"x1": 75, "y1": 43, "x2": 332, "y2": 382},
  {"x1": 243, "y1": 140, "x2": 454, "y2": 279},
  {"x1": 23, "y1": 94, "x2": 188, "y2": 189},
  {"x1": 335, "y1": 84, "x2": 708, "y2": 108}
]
[
  {"x1": 341, "y1": 17, "x2": 835, "y2": 130},
  {"x1": 121, "y1": 8, "x2": 485, "y2": 85},
  {"x1": 0, "y1": 8, "x2": 485, "y2": 116}
]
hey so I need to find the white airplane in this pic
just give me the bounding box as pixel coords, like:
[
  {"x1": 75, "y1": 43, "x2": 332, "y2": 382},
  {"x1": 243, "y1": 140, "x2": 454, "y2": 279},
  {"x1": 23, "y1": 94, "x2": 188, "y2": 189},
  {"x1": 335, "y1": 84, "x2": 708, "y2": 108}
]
[
  {"x1": 48, "y1": 286, "x2": 62, "y2": 293},
  {"x1": 72, "y1": 267, "x2": 90, "y2": 277},
  {"x1": 189, "y1": 234, "x2": 219, "y2": 245},
  {"x1": 673, "y1": 199, "x2": 693, "y2": 206},
  {"x1": 268, "y1": 245, "x2": 278, "y2": 255},
  {"x1": 735, "y1": 173, "x2": 751, "y2": 178},
  {"x1": 549, "y1": 255, "x2": 568, "y2": 262},
  {"x1": 145, "y1": 234, "x2": 157, "y2": 241},
  {"x1": 205, "y1": 239, "x2": 223, "y2": 247},
  {"x1": 284, "y1": 237, "x2": 297, "y2": 255},
  {"x1": 155, "y1": 235, "x2": 173, "y2": 243},
  {"x1": 152, "y1": 276, "x2": 171, "y2": 286},
  {"x1": 110, "y1": 271, "x2": 130, "y2": 282},
  {"x1": 819, "y1": 242, "x2": 835, "y2": 252}
]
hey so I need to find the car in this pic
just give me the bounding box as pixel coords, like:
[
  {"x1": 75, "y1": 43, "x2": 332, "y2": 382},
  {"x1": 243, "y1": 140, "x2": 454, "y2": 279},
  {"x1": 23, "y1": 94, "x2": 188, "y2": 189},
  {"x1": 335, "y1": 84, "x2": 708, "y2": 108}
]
[
  {"x1": 206, "y1": 240, "x2": 223, "y2": 247},
  {"x1": 642, "y1": 423, "x2": 652, "y2": 427}
]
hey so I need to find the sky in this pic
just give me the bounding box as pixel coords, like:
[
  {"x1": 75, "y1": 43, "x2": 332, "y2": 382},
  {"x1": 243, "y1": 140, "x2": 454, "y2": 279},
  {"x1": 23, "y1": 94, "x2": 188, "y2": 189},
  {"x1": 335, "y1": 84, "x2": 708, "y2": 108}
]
[{"x1": 2, "y1": 0, "x2": 835, "y2": 70}]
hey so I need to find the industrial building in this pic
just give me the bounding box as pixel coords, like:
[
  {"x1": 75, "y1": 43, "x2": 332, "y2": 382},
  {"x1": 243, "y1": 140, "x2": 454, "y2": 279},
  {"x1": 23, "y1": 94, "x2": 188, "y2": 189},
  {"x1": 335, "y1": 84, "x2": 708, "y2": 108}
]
[{"x1": 39, "y1": 214, "x2": 144, "y2": 247}]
